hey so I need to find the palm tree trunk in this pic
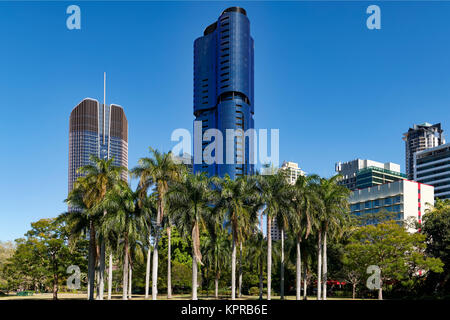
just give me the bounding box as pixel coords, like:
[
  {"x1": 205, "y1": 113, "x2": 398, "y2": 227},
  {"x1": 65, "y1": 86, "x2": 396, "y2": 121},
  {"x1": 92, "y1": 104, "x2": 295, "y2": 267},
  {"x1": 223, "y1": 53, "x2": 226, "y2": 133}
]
[
  {"x1": 378, "y1": 282, "x2": 383, "y2": 300},
  {"x1": 259, "y1": 264, "x2": 263, "y2": 300},
  {"x1": 192, "y1": 250, "x2": 198, "y2": 300},
  {"x1": 280, "y1": 227, "x2": 285, "y2": 300},
  {"x1": 267, "y1": 216, "x2": 272, "y2": 300},
  {"x1": 107, "y1": 253, "x2": 113, "y2": 300},
  {"x1": 296, "y1": 239, "x2": 301, "y2": 300},
  {"x1": 122, "y1": 235, "x2": 129, "y2": 300},
  {"x1": 98, "y1": 238, "x2": 106, "y2": 300},
  {"x1": 238, "y1": 242, "x2": 243, "y2": 298},
  {"x1": 145, "y1": 243, "x2": 151, "y2": 299},
  {"x1": 215, "y1": 273, "x2": 219, "y2": 298},
  {"x1": 231, "y1": 232, "x2": 236, "y2": 300},
  {"x1": 303, "y1": 266, "x2": 308, "y2": 300},
  {"x1": 128, "y1": 264, "x2": 132, "y2": 299},
  {"x1": 322, "y1": 230, "x2": 327, "y2": 300},
  {"x1": 167, "y1": 226, "x2": 172, "y2": 299},
  {"x1": 317, "y1": 229, "x2": 322, "y2": 300},
  {"x1": 152, "y1": 204, "x2": 162, "y2": 300},
  {"x1": 87, "y1": 219, "x2": 96, "y2": 300}
]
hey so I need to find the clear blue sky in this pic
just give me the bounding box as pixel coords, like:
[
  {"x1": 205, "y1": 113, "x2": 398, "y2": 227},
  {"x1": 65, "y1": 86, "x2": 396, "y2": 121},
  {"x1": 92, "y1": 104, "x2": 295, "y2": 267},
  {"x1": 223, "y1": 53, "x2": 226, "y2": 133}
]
[{"x1": 1, "y1": 1, "x2": 450, "y2": 241}]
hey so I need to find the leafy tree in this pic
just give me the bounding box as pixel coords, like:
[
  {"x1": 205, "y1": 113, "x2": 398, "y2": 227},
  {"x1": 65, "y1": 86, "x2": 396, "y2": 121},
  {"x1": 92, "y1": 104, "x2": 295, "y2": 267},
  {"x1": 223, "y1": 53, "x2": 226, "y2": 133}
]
[
  {"x1": 0, "y1": 241, "x2": 15, "y2": 290},
  {"x1": 3, "y1": 219, "x2": 87, "y2": 299},
  {"x1": 422, "y1": 199, "x2": 450, "y2": 295},
  {"x1": 344, "y1": 220, "x2": 444, "y2": 300}
]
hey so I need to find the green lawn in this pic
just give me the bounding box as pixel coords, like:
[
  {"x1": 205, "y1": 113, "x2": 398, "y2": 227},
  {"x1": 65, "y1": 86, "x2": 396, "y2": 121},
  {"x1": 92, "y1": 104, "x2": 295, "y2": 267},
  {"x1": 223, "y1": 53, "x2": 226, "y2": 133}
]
[{"x1": 0, "y1": 292, "x2": 368, "y2": 300}]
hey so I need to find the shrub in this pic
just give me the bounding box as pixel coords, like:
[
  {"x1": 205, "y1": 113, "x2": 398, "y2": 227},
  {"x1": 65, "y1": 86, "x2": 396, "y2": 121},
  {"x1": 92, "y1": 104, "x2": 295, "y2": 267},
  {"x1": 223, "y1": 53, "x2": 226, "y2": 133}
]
[{"x1": 248, "y1": 287, "x2": 259, "y2": 296}]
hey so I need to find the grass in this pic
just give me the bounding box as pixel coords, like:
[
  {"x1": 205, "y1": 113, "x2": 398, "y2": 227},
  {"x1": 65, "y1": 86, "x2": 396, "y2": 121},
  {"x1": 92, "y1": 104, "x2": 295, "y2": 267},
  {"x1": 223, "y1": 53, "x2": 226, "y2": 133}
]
[{"x1": 0, "y1": 292, "x2": 368, "y2": 300}]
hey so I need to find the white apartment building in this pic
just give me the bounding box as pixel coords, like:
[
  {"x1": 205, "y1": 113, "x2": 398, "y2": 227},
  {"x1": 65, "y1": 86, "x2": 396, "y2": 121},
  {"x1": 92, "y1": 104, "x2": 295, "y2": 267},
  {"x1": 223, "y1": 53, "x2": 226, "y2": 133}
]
[{"x1": 349, "y1": 180, "x2": 434, "y2": 231}]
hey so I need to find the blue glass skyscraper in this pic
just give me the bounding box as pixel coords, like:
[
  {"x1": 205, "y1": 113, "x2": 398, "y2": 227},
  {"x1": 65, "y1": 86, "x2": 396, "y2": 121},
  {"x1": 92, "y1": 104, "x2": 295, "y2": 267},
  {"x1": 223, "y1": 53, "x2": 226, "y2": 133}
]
[{"x1": 193, "y1": 7, "x2": 254, "y2": 179}]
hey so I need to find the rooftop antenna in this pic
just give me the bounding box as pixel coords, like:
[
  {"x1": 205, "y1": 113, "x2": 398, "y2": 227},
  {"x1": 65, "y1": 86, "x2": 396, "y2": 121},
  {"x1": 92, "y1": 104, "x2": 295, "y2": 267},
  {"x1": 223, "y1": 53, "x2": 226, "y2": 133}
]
[{"x1": 103, "y1": 72, "x2": 106, "y2": 145}]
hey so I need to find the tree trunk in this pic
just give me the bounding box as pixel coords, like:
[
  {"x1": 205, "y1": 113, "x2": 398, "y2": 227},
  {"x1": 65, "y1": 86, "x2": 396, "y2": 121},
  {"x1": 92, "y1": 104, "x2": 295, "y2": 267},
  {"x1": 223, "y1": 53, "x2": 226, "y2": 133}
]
[
  {"x1": 322, "y1": 230, "x2": 327, "y2": 300},
  {"x1": 317, "y1": 229, "x2": 322, "y2": 300},
  {"x1": 152, "y1": 204, "x2": 162, "y2": 300},
  {"x1": 296, "y1": 240, "x2": 301, "y2": 300},
  {"x1": 87, "y1": 219, "x2": 96, "y2": 300},
  {"x1": 98, "y1": 238, "x2": 106, "y2": 300},
  {"x1": 122, "y1": 235, "x2": 129, "y2": 300},
  {"x1": 280, "y1": 227, "x2": 285, "y2": 300},
  {"x1": 231, "y1": 232, "x2": 236, "y2": 300},
  {"x1": 52, "y1": 270, "x2": 58, "y2": 300},
  {"x1": 259, "y1": 264, "x2": 263, "y2": 300},
  {"x1": 267, "y1": 216, "x2": 272, "y2": 300},
  {"x1": 378, "y1": 285, "x2": 383, "y2": 300},
  {"x1": 145, "y1": 243, "x2": 151, "y2": 299},
  {"x1": 303, "y1": 266, "x2": 308, "y2": 300},
  {"x1": 108, "y1": 253, "x2": 113, "y2": 300},
  {"x1": 215, "y1": 273, "x2": 219, "y2": 298},
  {"x1": 192, "y1": 250, "x2": 198, "y2": 300},
  {"x1": 238, "y1": 242, "x2": 243, "y2": 298},
  {"x1": 167, "y1": 226, "x2": 172, "y2": 299},
  {"x1": 352, "y1": 283, "x2": 356, "y2": 299},
  {"x1": 128, "y1": 264, "x2": 132, "y2": 299}
]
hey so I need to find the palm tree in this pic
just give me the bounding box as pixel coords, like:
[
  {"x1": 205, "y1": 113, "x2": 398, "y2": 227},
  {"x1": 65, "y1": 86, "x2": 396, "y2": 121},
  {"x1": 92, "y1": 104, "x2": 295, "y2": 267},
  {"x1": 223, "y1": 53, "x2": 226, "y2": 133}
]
[
  {"x1": 140, "y1": 193, "x2": 157, "y2": 299},
  {"x1": 247, "y1": 232, "x2": 266, "y2": 299},
  {"x1": 212, "y1": 175, "x2": 260, "y2": 300},
  {"x1": 64, "y1": 176, "x2": 98, "y2": 300},
  {"x1": 272, "y1": 172, "x2": 294, "y2": 300},
  {"x1": 131, "y1": 148, "x2": 182, "y2": 300},
  {"x1": 100, "y1": 182, "x2": 148, "y2": 300},
  {"x1": 77, "y1": 155, "x2": 126, "y2": 300},
  {"x1": 203, "y1": 225, "x2": 231, "y2": 298},
  {"x1": 316, "y1": 175, "x2": 350, "y2": 300},
  {"x1": 168, "y1": 172, "x2": 212, "y2": 300},
  {"x1": 290, "y1": 174, "x2": 320, "y2": 300},
  {"x1": 257, "y1": 169, "x2": 291, "y2": 300}
]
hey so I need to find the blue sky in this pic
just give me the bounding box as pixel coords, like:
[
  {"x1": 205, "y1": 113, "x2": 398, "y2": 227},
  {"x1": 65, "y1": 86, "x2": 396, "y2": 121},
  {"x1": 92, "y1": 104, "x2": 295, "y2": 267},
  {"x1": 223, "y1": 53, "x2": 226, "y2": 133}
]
[{"x1": 1, "y1": 1, "x2": 450, "y2": 241}]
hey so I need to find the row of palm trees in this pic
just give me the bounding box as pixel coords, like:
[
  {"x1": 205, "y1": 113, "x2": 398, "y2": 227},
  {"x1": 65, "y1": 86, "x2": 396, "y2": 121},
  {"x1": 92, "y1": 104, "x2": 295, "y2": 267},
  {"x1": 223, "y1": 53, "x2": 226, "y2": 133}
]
[{"x1": 61, "y1": 147, "x2": 350, "y2": 300}]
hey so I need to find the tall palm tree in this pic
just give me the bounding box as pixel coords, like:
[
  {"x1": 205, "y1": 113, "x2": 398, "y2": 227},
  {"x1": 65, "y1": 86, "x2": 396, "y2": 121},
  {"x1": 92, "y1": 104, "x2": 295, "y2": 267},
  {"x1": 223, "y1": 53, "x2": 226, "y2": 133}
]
[
  {"x1": 316, "y1": 175, "x2": 350, "y2": 300},
  {"x1": 168, "y1": 172, "x2": 212, "y2": 300},
  {"x1": 100, "y1": 182, "x2": 148, "y2": 300},
  {"x1": 290, "y1": 174, "x2": 320, "y2": 300},
  {"x1": 131, "y1": 148, "x2": 182, "y2": 300},
  {"x1": 272, "y1": 172, "x2": 294, "y2": 300},
  {"x1": 202, "y1": 227, "x2": 230, "y2": 298},
  {"x1": 212, "y1": 175, "x2": 261, "y2": 300},
  {"x1": 78, "y1": 155, "x2": 125, "y2": 300},
  {"x1": 257, "y1": 169, "x2": 291, "y2": 300},
  {"x1": 247, "y1": 232, "x2": 267, "y2": 299},
  {"x1": 140, "y1": 193, "x2": 157, "y2": 299},
  {"x1": 64, "y1": 176, "x2": 99, "y2": 300}
]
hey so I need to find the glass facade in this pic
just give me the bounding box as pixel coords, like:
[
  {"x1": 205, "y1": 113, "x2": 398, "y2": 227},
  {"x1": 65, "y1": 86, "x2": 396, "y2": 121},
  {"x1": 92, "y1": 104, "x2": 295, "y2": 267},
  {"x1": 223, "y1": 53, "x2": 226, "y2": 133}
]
[
  {"x1": 193, "y1": 7, "x2": 254, "y2": 179},
  {"x1": 69, "y1": 98, "x2": 128, "y2": 196}
]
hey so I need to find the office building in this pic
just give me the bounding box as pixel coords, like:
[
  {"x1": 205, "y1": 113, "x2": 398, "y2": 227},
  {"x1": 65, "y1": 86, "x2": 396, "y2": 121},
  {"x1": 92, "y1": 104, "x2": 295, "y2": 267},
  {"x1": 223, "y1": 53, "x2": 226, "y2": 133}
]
[
  {"x1": 69, "y1": 98, "x2": 128, "y2": 194},
  {"x1": 403, "y1": 122, "x2": 445, "y2": 180},
  {"x1": 414, "y1": 143, "x2": 450, "y2": 199},
  {"x1": 193, "y1": 7, "x2": 254, "y2": 179},
  {"x1": 349, "y1": 180, "x2": 434, "y2": 231},
  {"x1": 335, "y1": 159, "x2": 406, "y2": 191}
]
